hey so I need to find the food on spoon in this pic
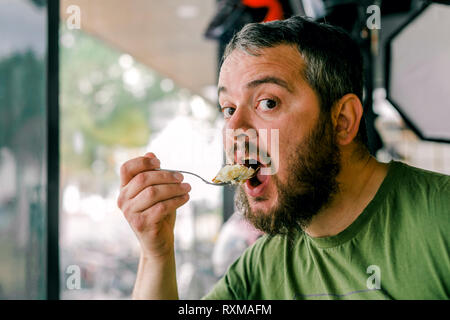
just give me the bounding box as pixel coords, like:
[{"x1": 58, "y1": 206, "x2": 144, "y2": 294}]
[{"x1": 212, "y1": 164, "x2": 257, "y2": 184}]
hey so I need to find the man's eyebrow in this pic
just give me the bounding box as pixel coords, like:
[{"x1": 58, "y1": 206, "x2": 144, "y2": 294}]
[
  {"x1": 246, "y1": 76, "x2": 293, "y2": 92},
  {"x1": 217, "y1": 76, "x2": 292, "y2": 98}
]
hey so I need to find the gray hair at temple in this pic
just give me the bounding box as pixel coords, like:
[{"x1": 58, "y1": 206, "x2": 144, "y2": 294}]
[{"x1": 222, "y1": 15, "x2": 367, "y2": 147}]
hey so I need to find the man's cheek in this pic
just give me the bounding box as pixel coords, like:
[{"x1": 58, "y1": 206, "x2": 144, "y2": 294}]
[{"x1": 274, "y1": 143, "x2": 292, "y2": 183}]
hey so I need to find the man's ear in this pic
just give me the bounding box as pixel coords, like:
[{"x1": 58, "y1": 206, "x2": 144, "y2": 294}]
[{"x1": 332, "y1": 94, "x2": 363, "y2": 146}]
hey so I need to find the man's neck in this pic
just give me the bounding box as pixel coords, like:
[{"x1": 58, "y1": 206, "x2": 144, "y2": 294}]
[{"x1": 304, "y1": 151, "x2": 389, "y2": 238}]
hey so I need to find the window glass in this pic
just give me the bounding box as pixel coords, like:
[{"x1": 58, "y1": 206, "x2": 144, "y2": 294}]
[{"x1": 0, "y1": 0, "x2": 47, "y2": 299}]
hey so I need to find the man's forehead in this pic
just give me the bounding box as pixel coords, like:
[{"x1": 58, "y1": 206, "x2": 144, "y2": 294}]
[{"x1": 218, "y1": 45, "x2": 304, "y2": 92}]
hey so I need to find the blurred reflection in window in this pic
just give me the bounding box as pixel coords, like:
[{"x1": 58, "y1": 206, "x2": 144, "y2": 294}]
[
  {"x1": 0, "y1": 0, "x2": 47, "y2": 299},
  {"x1": 60, "y1": 26, "x2": 223, "y2": 299}
]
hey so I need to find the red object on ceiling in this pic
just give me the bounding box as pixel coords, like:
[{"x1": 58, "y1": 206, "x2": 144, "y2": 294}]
[{"x1": 242, "y1": 0, "x2": 284, "y2": 21}]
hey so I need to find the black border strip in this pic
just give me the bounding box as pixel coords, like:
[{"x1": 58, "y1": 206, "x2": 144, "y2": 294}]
[
  {"x1": 384, "y1": 1, "x2": 450, "y2": 144},
  {"x1": 0, "y1": 300, "x2": 447, "y2": 316},
  {"x1": 46, "y1": 0, "x2": 60, "y2": 300}
]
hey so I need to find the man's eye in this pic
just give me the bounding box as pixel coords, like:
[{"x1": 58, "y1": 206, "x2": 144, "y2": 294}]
[
  {"x1": 222, "y1": 107, "x2": 235, "y2": 118},
  {"x1": 258, "y1": 99, "x2": 277, "y2": 111}
]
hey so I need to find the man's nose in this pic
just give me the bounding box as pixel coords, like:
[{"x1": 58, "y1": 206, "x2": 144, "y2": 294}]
[
  {"x1": 222, "y1": 106, "x2": 259, "y2": 162},
  {"x1": 226, "y1": 105, "x2": 252, "y2": 131}
]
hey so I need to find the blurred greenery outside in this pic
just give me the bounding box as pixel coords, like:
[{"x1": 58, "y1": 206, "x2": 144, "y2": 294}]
[
  {"x1": 62, "y1": 25, "x2": 163, "y2": 187},
  {"x1": 0, "y1": 47, "x2": 46, "y2": 298}
]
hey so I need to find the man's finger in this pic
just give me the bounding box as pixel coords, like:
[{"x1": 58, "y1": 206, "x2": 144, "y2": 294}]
[
  {"x1": 122, "y1": 170, "x2": 184, "y2": 200},
  {"x1": 144, "y1": 152, "x2": 156, "y2": 158},
  {"x1": 120, "y1": 156, "x2": 160, "y2": 187},
  {"x1": 142, "y1": 193, "x2": 190, "y2": 225},
  {"x1": 128, "y1": 183, "x2": 191, "y2": 213}
]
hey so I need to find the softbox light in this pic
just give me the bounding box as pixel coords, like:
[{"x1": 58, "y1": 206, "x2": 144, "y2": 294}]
[{"x1": 385, "y1": 2, "x2": 450, "y2": 143}]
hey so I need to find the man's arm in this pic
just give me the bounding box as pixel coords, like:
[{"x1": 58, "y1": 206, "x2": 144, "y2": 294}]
[
  {"x1": 117, "y1": 152, "x2": 190, "y2": 299},
  {"x1": 133, "y1": 252, "x2": 178, "y2": 300}
]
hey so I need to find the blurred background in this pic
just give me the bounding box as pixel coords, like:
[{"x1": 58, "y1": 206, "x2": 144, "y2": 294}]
[{"x1": 0, "y1": 0, "x2": 449, "y2": 299}]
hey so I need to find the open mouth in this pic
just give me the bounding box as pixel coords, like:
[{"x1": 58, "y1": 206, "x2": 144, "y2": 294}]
[{"x1": 240, "y1": 158, "x2": 268, "y2": 188}]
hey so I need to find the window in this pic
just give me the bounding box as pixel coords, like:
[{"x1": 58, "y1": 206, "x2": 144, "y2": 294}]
[{"x1": 0, "y1": 0, "x2": 48, "y2": 299}]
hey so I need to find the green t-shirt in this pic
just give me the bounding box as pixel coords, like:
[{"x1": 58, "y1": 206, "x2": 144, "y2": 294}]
[{"x1": 203, "y1": 161, "x2": 450, "y2": 300}]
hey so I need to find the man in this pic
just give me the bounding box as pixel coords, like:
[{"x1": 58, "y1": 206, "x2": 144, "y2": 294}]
[{"x1": 117, "y1": 16, "x2": 449, "y2": 299}]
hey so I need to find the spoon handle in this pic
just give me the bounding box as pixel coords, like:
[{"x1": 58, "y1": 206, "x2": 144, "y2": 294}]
[{"x1": 155, "y1": 168, "x2": 230, "y2": 186}]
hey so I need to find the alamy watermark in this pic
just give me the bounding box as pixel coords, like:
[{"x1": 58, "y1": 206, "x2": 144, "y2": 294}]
[
  {"x1": 366, "y1": 5, "x2": 381, "y2": 30},
  {"x1": 65, "y1": 264, "x2": 81, "y2": 290},
  {"x1": 66, "y1": 5, "x2": 81, "y2": 30},
  {"x1": 293, "y1": 264, "x2": 382, "y2": 299},
  {"x1": 366, "y1": 264, "x2": 381, "y2": 290}
]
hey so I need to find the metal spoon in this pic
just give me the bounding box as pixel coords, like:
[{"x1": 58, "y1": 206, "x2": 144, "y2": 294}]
[{"x1": 155, "y1": 168, "x2": 231, "y2": 186}]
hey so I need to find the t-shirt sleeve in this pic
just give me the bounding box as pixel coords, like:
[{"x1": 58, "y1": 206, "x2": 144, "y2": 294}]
[
  {"x1": 202, "y1": 237, "x2": 266, "y2": 300},
  {"x1": 201, "y1": 268, "x2": 241, "y2": 300}
]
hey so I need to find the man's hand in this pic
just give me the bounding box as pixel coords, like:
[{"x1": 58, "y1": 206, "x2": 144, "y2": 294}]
[{"x1": 117, "y1": 152, "x2": 190, "y2": 299}]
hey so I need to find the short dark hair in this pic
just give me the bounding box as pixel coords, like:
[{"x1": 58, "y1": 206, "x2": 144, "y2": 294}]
[{"x1": 222, "y1": 15, "x2": 367, "y2": 147}]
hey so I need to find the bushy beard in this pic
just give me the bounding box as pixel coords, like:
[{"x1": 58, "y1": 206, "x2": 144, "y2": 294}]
[{"x1": 235, "y1": 112, "x2": 341, "y2": 239}]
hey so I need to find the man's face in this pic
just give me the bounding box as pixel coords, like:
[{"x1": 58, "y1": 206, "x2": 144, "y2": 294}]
[{"x1": 218, "y1": 45, "x2": 341, "y2": 235}]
